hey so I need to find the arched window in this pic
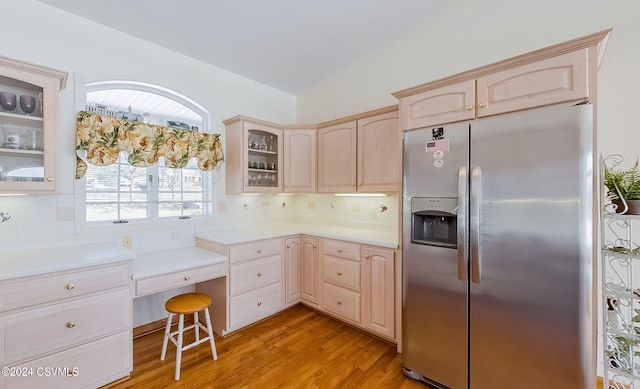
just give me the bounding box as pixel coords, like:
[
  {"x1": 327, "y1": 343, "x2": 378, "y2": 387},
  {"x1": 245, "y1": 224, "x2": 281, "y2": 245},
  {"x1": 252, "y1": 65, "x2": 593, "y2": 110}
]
[{"x1": 81, "y1": 81, "x2": 214, "y2": 223}]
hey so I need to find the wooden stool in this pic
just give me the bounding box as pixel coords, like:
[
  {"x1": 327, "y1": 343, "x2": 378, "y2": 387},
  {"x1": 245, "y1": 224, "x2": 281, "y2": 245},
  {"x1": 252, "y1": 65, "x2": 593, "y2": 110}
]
[{"x1": 160, "y1": 292, "x2": 218, "y2": 380}]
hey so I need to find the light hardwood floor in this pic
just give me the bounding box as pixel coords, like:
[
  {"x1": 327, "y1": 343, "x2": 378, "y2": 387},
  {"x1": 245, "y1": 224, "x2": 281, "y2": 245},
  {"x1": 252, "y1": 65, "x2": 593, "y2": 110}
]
[{"x1": 106, "y1": 304, "x2": 427, "y2": 388}]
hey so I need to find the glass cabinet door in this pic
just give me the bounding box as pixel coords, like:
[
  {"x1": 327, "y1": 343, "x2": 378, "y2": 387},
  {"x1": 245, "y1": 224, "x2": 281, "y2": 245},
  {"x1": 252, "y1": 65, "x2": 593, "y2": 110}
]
[
  {"x1": 244, "y1": 127, "x2": 282, "y2": 192},
  {"x1": 0, "y1": 57, "x2": 65, "y2": 193}
]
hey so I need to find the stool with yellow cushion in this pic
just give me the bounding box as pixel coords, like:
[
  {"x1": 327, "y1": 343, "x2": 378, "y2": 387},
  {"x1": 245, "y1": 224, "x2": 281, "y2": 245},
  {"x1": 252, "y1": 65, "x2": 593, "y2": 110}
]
[{"x1": 160, "y1": 292, "x2": 218, "y2": 380}]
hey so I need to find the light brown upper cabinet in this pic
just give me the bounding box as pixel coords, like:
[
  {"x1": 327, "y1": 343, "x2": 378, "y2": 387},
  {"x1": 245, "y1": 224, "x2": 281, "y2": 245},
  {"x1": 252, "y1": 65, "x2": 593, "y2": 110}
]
[
  {"x1": 0, "y1": 55, "x2": 67, "y2": 194},
  {"x1": 317, "y1": 109, "x2": 399, "y2": 193},
  {"x1": 357, "y1": 111, "x2": 401, "y2": 192},
  {"x1": 283, "y1": 128, "x2": 316, "y2": 193},
  {"x1": 317, "y1": 121, "x2": 357, "y2": 193},
  {"x1": 476, "y1": 49, "x2": 589, "y2": 117},
  {"x1": 224, "y1": 117, "x2": 283, "y2": 194},
  {"x1": 397, "y1": 48, "x2": 591, "y2": 130},
  {"x1": 398, "y1": 81, "x2": 476, "y2": 131}
]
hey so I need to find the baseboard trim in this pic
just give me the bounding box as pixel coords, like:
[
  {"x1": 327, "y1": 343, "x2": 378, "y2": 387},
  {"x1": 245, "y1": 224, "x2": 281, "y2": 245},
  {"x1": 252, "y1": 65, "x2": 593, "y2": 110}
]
[{"x1": 133, "y1": 316, "x2": 194, "y2": 339}]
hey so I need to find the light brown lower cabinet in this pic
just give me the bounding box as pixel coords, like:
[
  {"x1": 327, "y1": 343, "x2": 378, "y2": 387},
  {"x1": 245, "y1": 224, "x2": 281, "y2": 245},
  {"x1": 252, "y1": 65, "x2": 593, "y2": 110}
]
[
  {"x1": 320, "y1": 239, "x2": 396, "y2": 341},
  {"x1": 285, "y1": 236, "x2": 320, "y2": 305},
  {"x1": 361, "y1": 245, "x2": 395, "y2": 339},
  {"x1": 199, "y1": 235, "x2": 396, "y2": 342}
]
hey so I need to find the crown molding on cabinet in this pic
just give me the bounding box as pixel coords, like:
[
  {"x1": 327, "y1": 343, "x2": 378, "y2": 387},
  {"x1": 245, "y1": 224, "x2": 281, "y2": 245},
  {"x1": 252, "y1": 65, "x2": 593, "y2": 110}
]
[
  {"x1": 223, "y1": 105, "x2": 399, "y2": 130},
  {"x1": 391, "y1": 28, "x2": 612, "y2": 99},
  {"x1": 0, "y1": 55, "x2": 68, "y2": 90},
  {"x1": 316, "y1": 105, "x2": 398, "y2": 129}
]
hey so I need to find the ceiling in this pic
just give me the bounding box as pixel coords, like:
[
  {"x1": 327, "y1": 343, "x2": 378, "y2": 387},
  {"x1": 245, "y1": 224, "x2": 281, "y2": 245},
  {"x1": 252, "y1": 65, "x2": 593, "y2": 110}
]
[{"x1": 36, "y1": 0, "x2": 448, "y2": 94}]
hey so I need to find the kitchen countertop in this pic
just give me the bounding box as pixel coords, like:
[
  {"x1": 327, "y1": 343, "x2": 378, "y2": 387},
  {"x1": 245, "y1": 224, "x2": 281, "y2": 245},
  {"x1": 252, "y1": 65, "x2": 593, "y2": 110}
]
[
  {"x1": 0, "y1": 242, "x2": 134, "y2": 281},
  {"x1": 132, "y1": 246, "x2": 227, "y2": 280},
  {"x1": 195, "y1": 222, "x2": 399, "y2": 249}
]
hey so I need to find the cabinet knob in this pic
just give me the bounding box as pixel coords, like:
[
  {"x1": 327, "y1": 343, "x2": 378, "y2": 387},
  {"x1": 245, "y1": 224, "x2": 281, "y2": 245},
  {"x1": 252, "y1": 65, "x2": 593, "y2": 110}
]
[
  {"x1": 66, "y1": 322, "x2": 75, "y2": 329},
  {"x1": 465, "y1": 105, "x2": 473, "y2": 111},
  {"x1": 313, "y1": 244, "x2": 317, "y2": 248},
  {"x1": 337, "y1": 301, "x2": 342, "y2": 305},
  {"x1": 257, "y1": 249, "x2": 262, "y2": 254},
  {"x1": 479, "y1": 102, "x2": 487, "y2": 108},
  {"x1": 337, "y1": 249, "x2": 343, "y2": 253},
  {"x1": 46, "y1": 177, "x2": 54, "y2": 182},
  {"x1": 257, "y1": 272, "x2": 262, "y2": 277},
  {"x1": 184, "y1": 275, "x2": 190, "y2": 281},
  {"x1": 65, "y1": 283, "x2": 75, "y2": 290},
  {"x1": 286, "y1": 244, "x2": 291, "y2": 248},
  {"x1": 257, "y1": 301, "x2": 262, "y2": 307},
  {"x1": 364, "y1": 255, "x2": 370, "y2": 259},
  {"x1": 337, "y1": 271, "x2": 342, "y2": 276},
  {"x1": 351, "y1": 183, "x2": 355, "y2": 187}
]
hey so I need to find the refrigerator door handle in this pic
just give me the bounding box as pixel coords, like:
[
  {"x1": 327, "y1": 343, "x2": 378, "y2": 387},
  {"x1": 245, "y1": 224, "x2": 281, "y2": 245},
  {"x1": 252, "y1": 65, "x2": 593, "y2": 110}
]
[
  {"x1": 457, "y1": 166, "x2": 468, "y2": 281},
  {"x1": 470, "y1": 165, "x2": 481, "y2": 284}
]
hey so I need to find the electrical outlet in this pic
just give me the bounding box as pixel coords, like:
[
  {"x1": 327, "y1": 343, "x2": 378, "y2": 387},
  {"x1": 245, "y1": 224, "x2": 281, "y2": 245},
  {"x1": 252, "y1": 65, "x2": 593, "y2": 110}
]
[
  {"x1": 169, "y1": 232, "x2": 179, "y2": 241},
  {"x1": 123, "y1": 235, "x2": 133, "y2": 249}
]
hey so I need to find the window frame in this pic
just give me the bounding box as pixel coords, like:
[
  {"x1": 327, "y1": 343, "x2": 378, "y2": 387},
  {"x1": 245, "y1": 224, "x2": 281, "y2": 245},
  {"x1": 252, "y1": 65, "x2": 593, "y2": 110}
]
[{"x1": 75, "y1": 80, "x2": 215, "y2": 228}]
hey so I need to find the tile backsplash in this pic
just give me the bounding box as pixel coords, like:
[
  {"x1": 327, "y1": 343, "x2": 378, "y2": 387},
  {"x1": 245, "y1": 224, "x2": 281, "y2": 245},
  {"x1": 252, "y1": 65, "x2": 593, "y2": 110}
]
[{"x1": 0, "y1": 192, "x2": 399, "y2": 252}]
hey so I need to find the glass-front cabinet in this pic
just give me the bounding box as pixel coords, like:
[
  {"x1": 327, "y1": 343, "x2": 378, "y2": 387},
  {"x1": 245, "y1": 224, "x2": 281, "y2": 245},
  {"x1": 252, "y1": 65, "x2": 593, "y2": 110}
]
[
  {"x1": 224, "y1": 117, "x2": 283, "y2": 194},
  {"x1": 0, "y1": 56, "x2": 67, "y2": 193}
]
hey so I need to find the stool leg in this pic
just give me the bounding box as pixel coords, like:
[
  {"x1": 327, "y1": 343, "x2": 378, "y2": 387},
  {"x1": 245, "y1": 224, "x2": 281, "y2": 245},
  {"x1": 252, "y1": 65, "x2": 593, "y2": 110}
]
[
  {"x1": 175, "y1": 314, "x2": 184, "y2": 380},
  {"x1": 204, "y1": 307, "x2": 218, "y2": 360},
  {"x1": 160, "y1": 313, "x2": 173, "y2": 360},
  {"x1": 194, "y1": 311, "x2": 199, "y2": 342}
]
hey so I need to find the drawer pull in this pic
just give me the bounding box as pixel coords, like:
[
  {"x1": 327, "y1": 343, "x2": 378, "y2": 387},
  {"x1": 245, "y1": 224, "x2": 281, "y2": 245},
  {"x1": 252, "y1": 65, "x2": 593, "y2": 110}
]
[
  {"x1": 337, "y1": 301, "x2": 342, "y2": 305},
  {"x1": 184, "y1": 276, "x2": 190, "y2": 281},
  {"x1": 257, "y1": 272, "x2": 262, "y2": 277},
  {"x1": 337, "y1": 249, "x2": 343, "y2": 253},
  {"x1": 286, "y1": 244, "x2": 291, "y2": 248},
  {"x1": 66, "y1": 322, "x2": 75, "y2": 328},
  {"x1": 257, "y1": 249, "x2": 262, "y2": 254},
  {"x1": 313, "y1": 244, "x2": 317, "y2": 248},
  {"x1": 257, "y1": 301, "x2": 262, "y2": 307},
  {"x1": 337, "y1": 271, "x2": 342, "y2": 276},
  {"x1": 65, "y1": 284, "x2": 75, "y2": 291},
  {"x1": 364, "y1": 255, "x2": 370, "y2": 259}
]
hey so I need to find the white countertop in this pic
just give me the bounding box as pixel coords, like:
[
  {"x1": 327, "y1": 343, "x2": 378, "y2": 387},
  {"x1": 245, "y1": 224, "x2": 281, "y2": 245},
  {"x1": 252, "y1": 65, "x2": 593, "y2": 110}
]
[
  {"x1": 195, "y1": 222, "x2": 398, "y2": 249},
  {"x1": 0, "y1": 242, "x2": 134, "y2": 281},
  {"x1": 132, "y1": 246, "x2": 228, "y2": 280}
]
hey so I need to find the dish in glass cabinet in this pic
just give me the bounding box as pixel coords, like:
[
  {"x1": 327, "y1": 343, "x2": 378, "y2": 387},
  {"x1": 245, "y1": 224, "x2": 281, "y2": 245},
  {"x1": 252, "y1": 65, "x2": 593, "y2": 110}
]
[
  {"x1": 19, "y1": 95, "x2": 36, "y2": 114},
  {"x1": 0, "y1": 92, "x2": 16, "y2": 112}
]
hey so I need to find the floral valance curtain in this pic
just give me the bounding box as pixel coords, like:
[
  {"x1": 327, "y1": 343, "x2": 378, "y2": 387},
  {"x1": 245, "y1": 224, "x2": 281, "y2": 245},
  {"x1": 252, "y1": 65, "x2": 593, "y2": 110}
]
[{"x1": 75, "y1": 111, "x2": 224, "y2": 179}]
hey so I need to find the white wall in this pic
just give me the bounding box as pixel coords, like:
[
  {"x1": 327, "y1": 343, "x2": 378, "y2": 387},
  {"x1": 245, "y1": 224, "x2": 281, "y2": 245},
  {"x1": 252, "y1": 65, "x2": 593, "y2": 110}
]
[
  {"x1": 0, "y1": 0, "x2": 299, "y2": 250},
  {"x1": 297, "y1": 0, "x2": 640, "y2": 160}
]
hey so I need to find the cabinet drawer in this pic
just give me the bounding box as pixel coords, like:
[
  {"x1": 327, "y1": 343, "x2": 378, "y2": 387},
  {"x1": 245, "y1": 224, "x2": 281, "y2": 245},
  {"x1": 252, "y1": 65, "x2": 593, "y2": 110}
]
[
  {"x1": 323, "y1": 239, "x2": 360, "y2": 261},
  {"x1": 135, "y1": 263, "x2": 227, "y2": 297},
  {"x1": 1, "y1": 289, "x2": 130, "y2": 364},
  {"x1": 230, "y1": 283, "x2": 282, "y2": 329},
  {"x1": 323, "y1": 283, "x2": 360, "y2": 323},
  {"x1": 229, "y1": 239, "x2": 281, "y2": 263},
  {"x1": 0, "y1": 262, "x2": 130, "y2": 313},
  {"x1": 1, "y1": 331, "x2": 131, "y2": 389},
  {"x1": 323, "y1": 256, "x2": 360, "y2": 292},
  {"x1": 230, "y1": 256, "x2": 281, "y2": 296}
]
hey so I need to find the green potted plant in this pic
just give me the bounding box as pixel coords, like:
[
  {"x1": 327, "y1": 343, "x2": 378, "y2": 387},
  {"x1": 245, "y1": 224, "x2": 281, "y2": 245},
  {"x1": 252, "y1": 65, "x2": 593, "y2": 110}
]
[{"x1": 604, "y1": 158, "x2": 640, "y2": 215}]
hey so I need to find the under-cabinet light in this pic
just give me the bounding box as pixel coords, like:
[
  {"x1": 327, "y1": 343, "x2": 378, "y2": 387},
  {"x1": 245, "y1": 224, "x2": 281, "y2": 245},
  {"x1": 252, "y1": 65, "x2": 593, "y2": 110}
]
[{"x1": 334, "y1": 193, "x2": 387, "y2": 197}]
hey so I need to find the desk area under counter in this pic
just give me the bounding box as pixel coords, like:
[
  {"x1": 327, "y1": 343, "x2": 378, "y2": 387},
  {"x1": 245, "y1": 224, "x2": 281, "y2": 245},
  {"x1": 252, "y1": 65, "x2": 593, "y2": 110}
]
[{"x1": 132, "y1": 246, "x2": 227, "y2": 297}]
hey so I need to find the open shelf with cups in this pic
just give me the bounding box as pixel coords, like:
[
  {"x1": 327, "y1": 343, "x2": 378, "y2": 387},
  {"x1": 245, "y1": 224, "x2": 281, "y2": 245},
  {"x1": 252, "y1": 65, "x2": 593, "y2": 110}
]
[
  {"x1": 0, "y1": 56, "x2": 66, "y2": 192},
  {"x1": 601, "y1": 155, "x2": 640, "y2": 389}
]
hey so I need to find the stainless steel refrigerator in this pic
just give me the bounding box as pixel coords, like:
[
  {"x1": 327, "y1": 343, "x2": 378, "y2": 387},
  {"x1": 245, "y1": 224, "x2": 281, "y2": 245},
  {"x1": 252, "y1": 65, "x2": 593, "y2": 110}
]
[{"x1": 402, "y1": 102, "x2": 595, "y2": 389}]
